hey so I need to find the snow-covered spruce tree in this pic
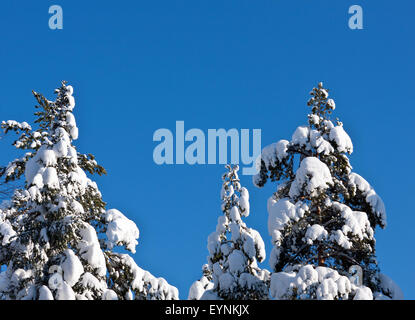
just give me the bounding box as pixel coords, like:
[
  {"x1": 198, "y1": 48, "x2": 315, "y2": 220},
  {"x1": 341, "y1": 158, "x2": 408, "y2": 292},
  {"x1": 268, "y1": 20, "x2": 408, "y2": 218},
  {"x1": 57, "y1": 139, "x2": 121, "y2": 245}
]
[
  {"x1": 253, "y1": 82, "x2": 403, "y2": 300},
  {"x1": 189, "y1": 165, "x2": 269, "y2": 300},
  {"x1": 0, "y1": 82, "x2": 178, "y2": 300}
]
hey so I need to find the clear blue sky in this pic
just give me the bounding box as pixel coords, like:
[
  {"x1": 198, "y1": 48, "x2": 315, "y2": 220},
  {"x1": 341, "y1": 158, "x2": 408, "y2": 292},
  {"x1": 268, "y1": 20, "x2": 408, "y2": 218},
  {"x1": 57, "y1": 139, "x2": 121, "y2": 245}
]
[{"x1": 0, "y1": 0, "x2": 414, "y2": 299}]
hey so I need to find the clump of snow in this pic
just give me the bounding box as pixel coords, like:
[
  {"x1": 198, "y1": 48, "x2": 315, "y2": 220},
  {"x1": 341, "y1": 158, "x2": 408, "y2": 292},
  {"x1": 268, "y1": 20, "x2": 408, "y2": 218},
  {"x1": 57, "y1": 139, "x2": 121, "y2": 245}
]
[
  {"x1": 79, "y1": 272, "x2": 106, "y2": 293},
  {"x1": 238, "y1": 187, "x2": 250, "y2": 217},
  {"x1": 267, "y1": 198, "x2": 307, "y2": 244},
  {"x1": 38, "y1": 148, "x2": 57, "y2": 167},
  {"x1": 329, "y1": 125, "x2": 353, "y2": 154},
  {"x1": 102, "y1": 289, "x2": 118, "y2": 300},
  {"x1": 327, "y1": 99, "x2": 336, "y2": 110},
  {"x1": 105, "y1": 209, "x2": 140, "y2": 253},
  {"x1": 229, "y1": 206, "x2": 241, "y2": 223},
  {"x1": 289, "y1": 157, "x2": 333, "y2": 198},
  {"x1": 309, "y1": 129, "x2": 334, "y2": 155},
  {"x1": 120, "y1": 254, "x2": 179, "y2": 300},
  {"x1": 270, "y1": 265, "x2": 374, "y2": 300},
  {"x1": 260, "y1": 143, "x2": 278, "y2": 170},
  {"x1": 77, "y1": 223, "x2": 107, "y2": 277},
  {"x1": 291, "y1": 126, "x2": 310, "y2": 147},
  {"x1": 228, "y1": 250, "x2": 246, "y2": 274},
  {"x1": 65, "y1": 86, "x2": 76, "y2": 111},
  {"x1": 0, "y1": 218, "x2": 16, "y2": 246},
  {"x1": 247, "y1": 229, "x2": 266, "y2": 262},
  {"x1": 260, "y1": 140, "x2": 290, "y2": 170},
  {"x1": 56, "y1": 282, "x2": 76, "y2": 300},
  {"x1": 348, "y1": 172, "x2": 387, "y2": 227},
  {"x1": 43, "y1": 167, "x2": 60, "y2": 189},
  {"x1": 333, "y1": 202, "x2": 373, "y2": 242},
  {"x1": 61, "y1": 249, "x2": 84, "y2": 287},
  {"x1": 305, "y1": 224, "x2": 328, "y2": 244},
  {"x1": 308, "y1": 114, "x2": 321, "y2": 126},
  {"x1": 47, "y1": 267, "x2": 75, "y2": 300},
  {"x1": 330, "y1": 230, "x2": 352, "y2": 250},
  {"x1": 353, "y1": 286, "x2": 373, "y2": 300},
  {"x1": 38, "y1": 286, "x2": 53, "y2": 300},
  {"x1": 188, "y1": 276, "x2": 214, "y2": 300},
  {"x1": 24, "y1": 146, "x2": 63, "y2": 189}
]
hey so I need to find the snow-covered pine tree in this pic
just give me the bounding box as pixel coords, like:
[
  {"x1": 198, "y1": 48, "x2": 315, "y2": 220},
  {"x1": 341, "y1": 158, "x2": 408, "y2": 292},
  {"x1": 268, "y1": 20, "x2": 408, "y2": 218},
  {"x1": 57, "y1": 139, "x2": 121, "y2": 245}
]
[
  {"x1": 189, "y1": 165, "x2": 269, "y2": 300},
  {"x1": 0, "y1": 82, "x2": 178, "y2": 300},
  {"x1": 253, "y1": 82, "x2": 403, "y2": 300}
]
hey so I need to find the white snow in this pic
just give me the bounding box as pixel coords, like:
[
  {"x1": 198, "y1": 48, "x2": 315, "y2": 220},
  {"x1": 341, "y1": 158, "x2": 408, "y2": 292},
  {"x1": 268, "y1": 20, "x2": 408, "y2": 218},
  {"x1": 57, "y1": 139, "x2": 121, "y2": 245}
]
[
  {"x1": 260, "y1": 143, "x2": 278, "y2": 170},
  {"x1": 48, "y1": 272, "x2": 63, "y2": 291},
  {"x1": 55, "y1": 282, "x2": 76, "y2": 300},
  {"x1": 70, "y1": 127, "x2": 79, "y2": 140},
  {"x1": 66, "y1": 85, "x2": 74, "y2": 96},
  {"x1": 291, "y1": 126, "x2": 310, "y2": 147},
  {"x1": 308, "y1": 114, "x2": 320, "y2": 126},
  {"x1": 275, "y1": 140, "x2": 289, "y2": 161},
  {"x1": 66, "y1": 112, "x2": 78, "y2": 140},
  {"x1": 348, "y1": 172, "x2": 387, "y2": 227},
  {"x1": 105, "y1": 209, "x2": 140, "y2": 253},
  {"x1": 43, "y1": 167, "x2": 60, "y2": 189},
  {"x1": 53, "y1": 139, "x2": 69, "y2": 158},
  {"x1": 25, "y1": 156, "x2": 42, "y2": 186},
  {"x1": 68, "y1": 167, "x2": 88, "y2": 194},
  {"x1": 267, "y1": 198, "x2": 307, "y2": 244},
  {"x1": 289, "y1": 157, "x2": 333, "y2": 198},
  {"x1": 79, "y1": 272, "x2": 105, "y2": 292},
  {"x1": 260, "y1": 140, "x2": 289, "y2": 170},
  {"x1": 38, "y1": 285, "x2": 53, "y2": 300},
  {"x1": 70, "y1": 200, "x2": 85, "y2": 215},
  {"x1": 102, "y1": 289, "x2": 118, "y2": 300},
  {"x1": 270, "y1": 265, "x2": 356, "y2": 300},
  {"x1": 0, "y1": 219, "x2": 16, "y2": 245},
  {"x1": 335, "y1": 202, "x2": 373, "y2": 241},
  {"x1": 247, "y1": 229, "x2": 266, "y2": 262},
  {"x1": 329, "y1": 125, "x2": 353, "y2": 154},
  {"x1": 77, "y1": 223, "x2": 107, "y2": 277},
  {"x1": 228, "y1": 250, "x2": 246, "y2": 274},
  {"x1": 219, "y1": 273, "x2": 235, "y2": 291},
  {"x1": 188, "y1": 276, "x2": 214, "y2": 300},
  {"x1": 353, "y1": 286, "x2": 373, "y2": 300},
  {"x1": 327, "y1": 99, "x2": 336, "y2": 109},
  {"x1": 305, "y1": 224, "x2": 328, "y2": 244},
  {"x1": 309, "y1": 129, "x2": 334, "y2": 155},
  {"x1": 32, "y1": 173, "x2": 44, "y2": 189},
  {"x1": 269, "y1": 271, "x2": 296, "y2": 299},
  {"x1": 61, "y1": 249, "x2": 84, "y2": 287},
  {"x1": 116, "y1": 253, "x2": 179, "y2": 300},
  {"x1": 207, "y1": 231, "x2": 221, "y2": 256},
  {"x1": 66, "y1": 95, "x2": 76, "y2": 110},
  {"x1": 239, "y1": 187, "x2": 250, "y2": 217},
  {"x1": 229, "y1": 206, "x2": 241, "y2": 222},
  {"x1": 330, "y1": 229, "x2": 352, "y2": 250},
  {"x1": 38, "y1": 147, "x2": 57, "y2": 167}
]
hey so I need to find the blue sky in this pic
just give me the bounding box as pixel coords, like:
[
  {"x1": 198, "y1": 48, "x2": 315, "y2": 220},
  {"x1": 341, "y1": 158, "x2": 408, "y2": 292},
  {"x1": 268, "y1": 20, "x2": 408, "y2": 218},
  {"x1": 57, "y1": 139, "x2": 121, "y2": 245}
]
[{"x1": 0, "y1": 0, "x2": 414, "y2": 299}]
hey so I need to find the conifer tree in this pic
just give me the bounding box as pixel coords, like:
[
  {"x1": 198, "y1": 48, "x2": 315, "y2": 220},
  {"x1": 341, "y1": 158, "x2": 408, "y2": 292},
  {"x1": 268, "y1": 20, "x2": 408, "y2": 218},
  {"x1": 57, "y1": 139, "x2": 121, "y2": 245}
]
[
  {"x1": 0, "y1": 82, "x2": 178, "y2": 300},
  {"x1": 254, "y1": 82, "x2": 403, "y2": 300},
  {"x1": 189, "y1": 165, "x2": 269, "y2": 300}
]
